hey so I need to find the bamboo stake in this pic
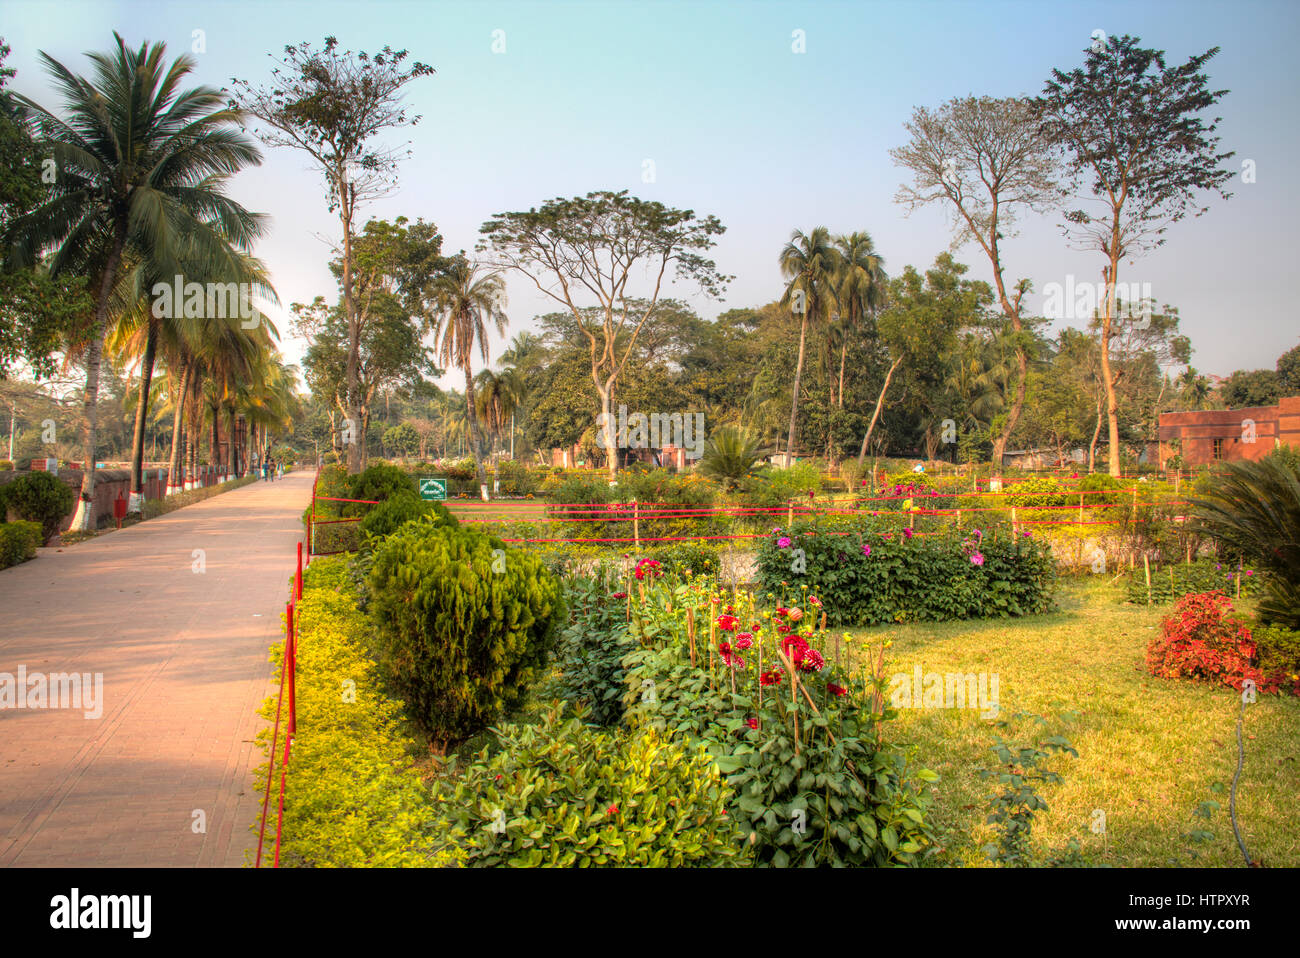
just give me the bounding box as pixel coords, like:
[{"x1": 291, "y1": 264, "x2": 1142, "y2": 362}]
[
  {"x1": 1143, "y1": 554, "x2": 1152, "y2": 606},
  {"x1": 686, "y1": 607, "x2": 697, "y2": 666}
]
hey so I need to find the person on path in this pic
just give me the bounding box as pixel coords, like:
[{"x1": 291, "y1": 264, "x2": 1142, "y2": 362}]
[{"x1": 268, "y1": 457, "x2": 276, "y2": 482}]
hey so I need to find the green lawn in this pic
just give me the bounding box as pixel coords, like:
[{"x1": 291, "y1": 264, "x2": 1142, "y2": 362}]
[{"x1": 847, "y1": 577, "x2": 1300, "y2": 867}]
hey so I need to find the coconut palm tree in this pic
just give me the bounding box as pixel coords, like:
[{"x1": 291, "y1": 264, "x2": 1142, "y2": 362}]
[
  {"x1": 6, "y1": 34, "x2": 264, "y2": 529},
  {"x1": 832, "y1": 232, "x2": 887, "y2": 409},
  {"x1": 429, "y1": 257, "x2": 508, "y2": 498},
  {"x1": 778, "y1": 227, "x2": 839, "y2": 463}
]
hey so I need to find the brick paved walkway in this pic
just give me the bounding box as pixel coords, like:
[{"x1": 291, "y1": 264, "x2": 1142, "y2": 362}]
[{"x1": 0, "y1": 471, "x2": 311, "y2": 867}]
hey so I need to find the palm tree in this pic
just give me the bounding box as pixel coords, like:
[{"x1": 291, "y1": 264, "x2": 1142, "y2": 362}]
[
  {"x1": 430, "y1": 258, "x2": 508, "y2": 499},
  {"x1": 7, "y1": 34, "x2": 264, "y2": 529},
  {"x1": 698, "y1": 425, "x2": 768, "y2": 490},
  {"x1": 832, "y1": 232, "x2": 887, "y2": 409},
  {"x1": 778, "y1": 227, "x2": 839, "y2": 464}
]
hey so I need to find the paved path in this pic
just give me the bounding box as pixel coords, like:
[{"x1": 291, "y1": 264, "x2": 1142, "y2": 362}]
[{"x1": 0, "y1": 471, "x2": 311, "y2": 867}]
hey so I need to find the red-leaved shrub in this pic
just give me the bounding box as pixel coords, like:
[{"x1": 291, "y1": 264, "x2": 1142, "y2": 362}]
[{"x1": 1145, "y1": 591, "x2": 1284, "y2": 694}]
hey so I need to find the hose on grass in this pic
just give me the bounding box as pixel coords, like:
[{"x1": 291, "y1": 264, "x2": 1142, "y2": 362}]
[{"x1": 1230, "y1": 692, "x2": 1256, "y2": 867}]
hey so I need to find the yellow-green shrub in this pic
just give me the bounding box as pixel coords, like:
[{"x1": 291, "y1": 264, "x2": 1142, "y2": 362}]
[
  {"x1": 251, "y1": 588, "x2": 458, "y2": 867},
  {"x1": 0, "y1": 520, "x2": 41, "y2": 568}
]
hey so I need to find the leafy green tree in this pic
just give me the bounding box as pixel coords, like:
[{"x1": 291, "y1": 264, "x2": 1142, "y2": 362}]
[
  {"x1": 480, "y1": 190, "x2": 727, "y2": 480},
  {"x1": 1218, "y1": 369, "x2": 1280, "y2": 408},
  {"x1": 1277, "y1": 344, "x2": 1300, "y2": 395},
  {"x1": 1040, "y1": 34, "x2": 1235, "y2": 477}
]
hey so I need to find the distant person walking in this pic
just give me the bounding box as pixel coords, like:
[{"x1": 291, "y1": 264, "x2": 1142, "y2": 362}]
[
  {"x1": 267, "y1": 457, "x2": 276, "y2": 482},
  {"x1": 260, "y1": 459, "x2": 268, "y2": 482}
]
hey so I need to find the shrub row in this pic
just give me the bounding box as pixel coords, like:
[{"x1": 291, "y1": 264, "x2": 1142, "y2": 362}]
[
  {"x1": 755, "y1": 519, "x2": 1057, "y2": 625},
  {"x1": 254, "y1": 578, "x2": 457, "y2": 866}
]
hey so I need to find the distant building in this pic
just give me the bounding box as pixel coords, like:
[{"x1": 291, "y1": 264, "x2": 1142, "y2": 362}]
[
  {"x1": 1158, "y1": 395, "x2": 1300, "y2": 468},
  {"x1": 1001, "y1": 447, "x2": 1085, "y2": 470}
]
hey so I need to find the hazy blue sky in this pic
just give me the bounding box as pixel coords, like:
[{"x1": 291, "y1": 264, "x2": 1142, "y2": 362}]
[{"x1": 5, "y1": 0, "x2": 1297, "y2": 388}]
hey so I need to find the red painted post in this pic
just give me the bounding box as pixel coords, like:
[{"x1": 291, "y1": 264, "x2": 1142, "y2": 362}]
[
  {"x1": 286, "y1": 601, "x2": 296, "y2": 737},
  {"x1": 296, "y1": 542, "x2": 303, "y2": 599}
]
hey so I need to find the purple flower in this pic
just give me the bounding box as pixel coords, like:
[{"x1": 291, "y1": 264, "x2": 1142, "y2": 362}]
[
  {"x1": 777, "y1": 536, "x2": 791, "y2": 549},
  {"x1": 970, "y1": 552, "x2": 985, "y2": 567},
  {"x1": 903, "y1": 527, "x2": 914, "y2": 540},
  {"x1": 862, "y1": 543, "x2": 871, "y2": 558}
]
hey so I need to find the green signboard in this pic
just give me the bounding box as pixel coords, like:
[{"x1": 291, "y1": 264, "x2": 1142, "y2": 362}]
[{"x1": 419, "y1": 477, "x2": 447, "y2": 501}]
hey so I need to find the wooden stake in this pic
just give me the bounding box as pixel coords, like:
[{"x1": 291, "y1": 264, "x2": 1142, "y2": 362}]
[
  {"x1": 633, "y1": 498, "x2": 640, "y2": 550},
  {"x1": 1143, "y1": 554, "x2": 1151, "y2": 606}
]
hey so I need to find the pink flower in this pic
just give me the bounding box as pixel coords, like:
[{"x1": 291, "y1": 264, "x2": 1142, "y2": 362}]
[
  {"x1": 970, "y1": 552, "x2": 985, "y2": 566},
  {"x1": 903, "y1": 527, "x2": 913, "y2": 540},
  {"x1": 777, "y1": 536, "x2": 792, "y2": 549},
  {"x1": 735, "y1": 633, "x2": 754, "y2": 650},
  {"x1": 862, "y1": 543, "x2": 871, "y2": 558}
]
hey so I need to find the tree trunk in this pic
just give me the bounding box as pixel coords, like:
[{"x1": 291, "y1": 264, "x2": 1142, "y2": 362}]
[
  {"x1": 464, "y1": 365, "x2": 489, "y2": 499},
  {"x1": 166, "y1": 360, "x2": 193, "y2": 494},
  {"x1": 69, "y1": 226, "x2": 127, "y2": 532},
  {"x1": 857, "y1": 357, "x2": 903, "y2": 467},
  {"x1": 1100, "y1": 261, "x2": 1122, "y2": 477},
  {"x1": 1088, "y1": 391, "x2": 1104, "y2": 473},
  {"x1": 786, "y1": 312, "x2": 810, "y2": 465},
  {"x1": 837, "y1": 337, "x2": 848, "y2": 409},
  {"x1": 210, "y1": 403, "x2": 221, "y2": 482},
  {"x1": 340, "y1": 185, "x2": 362, "y2": 475},
  {"x1": 128, "y1": 319, "x2": 158, "y2": 512}
]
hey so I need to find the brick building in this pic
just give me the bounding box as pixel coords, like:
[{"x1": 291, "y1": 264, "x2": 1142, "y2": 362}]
[{"x1": 1157, "y1": 395, "x2": 1300, "y2": 468}]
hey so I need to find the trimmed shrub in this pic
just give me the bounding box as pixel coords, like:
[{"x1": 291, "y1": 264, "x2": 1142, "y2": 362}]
[
  {"x1": 368, "y1": 522, "x2": 565, "y2": 750},
  {"x1": 345, "y1": 462, "x2": 416, "y2": 516},
  {"x1": 253, "y1": 588, "x2": 458, "y2": 867},
  {"x1": 3, "y1": 471, "x2": 74, "y2": 541},
  {"x1": 430, "y1": 706, "x2": 747, "y2": 866},
  {"x1": 360, "y1": 491, "x2": 457, "y2": 543},
  {"x1": 1076, "y1": 472, "x2": 1123, "y2": 506},
  {"x1": 0, "y1": 520, "x2": 42, "y2": 568},
  {"x1": 1004, "y1": 475, "x2": 1069, "y2": 509},
  {"x1": 755, "y1": 519, "x2": 1056, "y2": 625},
  {"x1": 493, "y1": 459, "x2": 539, "y2": 496}
]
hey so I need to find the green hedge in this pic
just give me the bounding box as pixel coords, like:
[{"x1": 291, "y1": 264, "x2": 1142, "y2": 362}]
[
  {"x1": 755, "y1": 519, "x2": 1056, "y2": 625},
  {"x1": 252, "y1": 581, "x2": 458, "y2": 866},
  {"x1": 0, "y1": 520, "x2": 41, "y2": 568}
]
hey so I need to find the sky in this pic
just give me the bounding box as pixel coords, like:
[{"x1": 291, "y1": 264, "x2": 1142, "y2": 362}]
[{"x1": 4, "y1": 0, "x2": 1298, "y2": 389}]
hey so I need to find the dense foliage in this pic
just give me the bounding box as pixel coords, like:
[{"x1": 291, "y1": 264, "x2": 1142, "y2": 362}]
[
  {"x1": 0, "y1": 519, "x2": 40, "y2": 567},
  {"x1": 755, "y1": 520, "x2": 1056, "y2": 625},
  {"x1": 429, "y1": 706, "x2": 747, "y2": 866},
  {"x1": 367, "y1": 521, "x2": 565, "y2": 750},
  {"x1": 1, "y1": 471, "x2": 74, "y2": 541}
]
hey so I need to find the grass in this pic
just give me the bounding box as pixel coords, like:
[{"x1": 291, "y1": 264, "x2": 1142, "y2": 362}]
[{"x1": 847, "y1": 576, "x2": 1300, "y2": 868}]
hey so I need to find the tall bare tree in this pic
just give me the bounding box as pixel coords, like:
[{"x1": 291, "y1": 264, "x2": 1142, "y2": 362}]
[
  {"x1": 891, "y1": 96, "x2": 1061, "y2": 472},
  {"x1": 232, "y1": 38, "x2": 433, "y2": 474}
]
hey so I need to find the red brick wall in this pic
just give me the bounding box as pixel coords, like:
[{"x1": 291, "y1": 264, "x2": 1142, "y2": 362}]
[{"x1": 1158, "y1": 397, "x2": 1298, "y2": 467}]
